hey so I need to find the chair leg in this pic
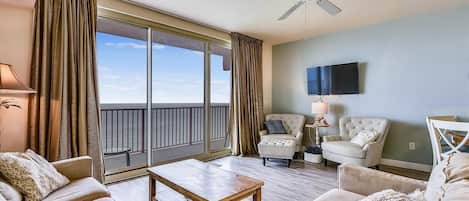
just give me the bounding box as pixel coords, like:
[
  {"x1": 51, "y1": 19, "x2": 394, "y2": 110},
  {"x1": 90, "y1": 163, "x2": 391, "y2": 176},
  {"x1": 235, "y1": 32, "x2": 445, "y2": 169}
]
[
  {"x1": 324, "y1": 159, "x2": 328, "y2": 167},
  {"x1": 263, "y1": 158, "x2": 266, "y2": 166},
  {"x1": 287, "y1": 159, "x2": 292, "y2": 168}
]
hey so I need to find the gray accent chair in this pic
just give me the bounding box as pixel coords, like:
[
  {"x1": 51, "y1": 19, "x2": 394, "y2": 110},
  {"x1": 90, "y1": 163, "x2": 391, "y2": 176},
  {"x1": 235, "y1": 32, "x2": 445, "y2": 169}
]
[
  {"x1": 259, "y1": 114, "x2": 306, "y2": 152},
  {"x1": 321, "y1": 116, "x2": 390, "y2": 167}
]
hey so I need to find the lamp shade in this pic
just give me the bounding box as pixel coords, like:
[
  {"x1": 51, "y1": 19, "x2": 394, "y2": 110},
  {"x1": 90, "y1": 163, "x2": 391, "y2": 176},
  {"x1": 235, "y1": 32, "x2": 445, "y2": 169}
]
[
  {"x1": 311, "y1": 102, "x2": 328, "y2": 114},
  {"x1": 0, "y1": 63, "x2": 35, "y2": 94}
]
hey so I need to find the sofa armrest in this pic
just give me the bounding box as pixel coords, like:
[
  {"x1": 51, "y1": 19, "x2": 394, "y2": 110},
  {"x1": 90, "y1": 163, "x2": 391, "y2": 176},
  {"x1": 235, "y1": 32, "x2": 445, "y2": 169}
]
[
  {"x1": 323, "y1": 135, "x2": 342, "y2": 142},
  {"x1": 52, "y1": 156, "x2": 93, "y2": 181},
  {"x1": 259, "y1": 130, "x2": 268, "y2": 136},
  {"x1": 338, "y1": 164, "x2": 427, "y2": 195}
]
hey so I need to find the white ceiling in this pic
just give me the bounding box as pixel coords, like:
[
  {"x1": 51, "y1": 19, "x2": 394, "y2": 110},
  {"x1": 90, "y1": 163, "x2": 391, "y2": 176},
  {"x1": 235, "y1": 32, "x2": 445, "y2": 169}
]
[{"x1": 130, "y1": 0, "x2": 469, "y2": 45}]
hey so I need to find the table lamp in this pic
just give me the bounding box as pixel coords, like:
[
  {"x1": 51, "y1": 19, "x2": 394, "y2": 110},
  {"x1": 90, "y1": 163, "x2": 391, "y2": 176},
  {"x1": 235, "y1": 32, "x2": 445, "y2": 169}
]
[
  {"x1": 311, "y1": 101, "x2": 329, "y2": 126},
  {"x1": 0, "y1": 63, "x2": 35, "y2": 109},
  {"x1": 0, "y1": 63, "x2": 35, "y2": 151}
]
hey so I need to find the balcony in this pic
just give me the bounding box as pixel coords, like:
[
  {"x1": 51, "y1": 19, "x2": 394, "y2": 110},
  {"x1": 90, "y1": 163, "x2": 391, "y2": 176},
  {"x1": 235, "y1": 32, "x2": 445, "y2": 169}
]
[{"x1": 100, "y1": 103, "x2": 230, "y2": 172}]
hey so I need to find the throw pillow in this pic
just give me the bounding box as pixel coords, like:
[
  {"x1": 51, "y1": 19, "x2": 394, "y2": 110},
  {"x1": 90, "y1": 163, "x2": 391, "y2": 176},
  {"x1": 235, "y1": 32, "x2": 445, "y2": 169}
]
[
  {"x1": 264, "y1": 120, "x2": 287, "y2": 134},
  {"x1": 350, "y1": 130, "x2": 379, "y2": 147},
  {"x1": 0, "y1": 177, "x2": 22, "y2": 201},
  {"x1": 407, "y1": 189, "x2": 425, "y2": 201},
  {"x1": 360, "y1": 189, "x2": 424, "y2": 201},
  {"x1": 440, "y1": 179, "x2": 469, "y2": 201},
  {"x1": 0, "y1": 149, "x2": 70, "y2": 201},
  {"x1": 424, "y1": 152, "x2": 469, "y2": 201},
  {"x1": 444, "y1": 152, "x2": 469, "y2": 183}
]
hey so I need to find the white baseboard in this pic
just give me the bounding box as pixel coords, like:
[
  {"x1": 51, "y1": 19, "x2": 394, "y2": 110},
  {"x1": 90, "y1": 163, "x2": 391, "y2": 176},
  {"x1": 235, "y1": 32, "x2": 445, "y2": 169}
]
[{"x1": 380, "y1": 158, "x2": 432, "y2": 172}]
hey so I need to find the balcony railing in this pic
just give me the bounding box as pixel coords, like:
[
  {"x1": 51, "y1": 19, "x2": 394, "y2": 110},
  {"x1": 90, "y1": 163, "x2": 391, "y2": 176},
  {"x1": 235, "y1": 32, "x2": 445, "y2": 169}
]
[{"x1": 100, "y1": 103, "x2": 230, "y2": 170}]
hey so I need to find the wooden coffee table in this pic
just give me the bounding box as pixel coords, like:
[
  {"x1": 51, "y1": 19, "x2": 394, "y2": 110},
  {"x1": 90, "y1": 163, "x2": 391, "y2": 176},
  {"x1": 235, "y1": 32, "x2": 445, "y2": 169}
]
[{"x1": 148, "y1": 159, "x2": 264, "y2": 201}]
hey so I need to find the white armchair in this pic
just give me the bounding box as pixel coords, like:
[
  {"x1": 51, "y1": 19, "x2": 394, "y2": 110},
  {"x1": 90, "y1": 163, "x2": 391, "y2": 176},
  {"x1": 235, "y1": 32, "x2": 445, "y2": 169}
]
[
  {"x1": 322, "y1": 116, "x2": 390, "y2": 167},
  {"x1": 259, "y1": 114, "x2": 306, "y2": 152}
]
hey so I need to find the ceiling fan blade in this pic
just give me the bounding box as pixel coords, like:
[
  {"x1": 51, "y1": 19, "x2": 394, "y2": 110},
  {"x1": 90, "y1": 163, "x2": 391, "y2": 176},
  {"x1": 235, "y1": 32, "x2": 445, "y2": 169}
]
[
  {"x1": 316, "y1": 0, "x2": 342, "y2": 16},
  {"x1": 278, "y1": 1, "x2": 306, "y2": 20}
]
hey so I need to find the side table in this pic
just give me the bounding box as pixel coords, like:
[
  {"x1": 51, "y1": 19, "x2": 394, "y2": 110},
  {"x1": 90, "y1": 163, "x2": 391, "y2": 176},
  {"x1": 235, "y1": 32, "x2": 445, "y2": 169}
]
[{"x1": 305, "y1": 123, "x2": 329, "y2": 145}]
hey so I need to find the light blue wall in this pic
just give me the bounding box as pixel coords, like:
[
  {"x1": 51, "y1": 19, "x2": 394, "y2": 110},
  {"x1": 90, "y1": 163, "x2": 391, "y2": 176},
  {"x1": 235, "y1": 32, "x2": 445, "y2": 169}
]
[{"x1": 272, "y1": 7, "x2": 469, "y2": 164}]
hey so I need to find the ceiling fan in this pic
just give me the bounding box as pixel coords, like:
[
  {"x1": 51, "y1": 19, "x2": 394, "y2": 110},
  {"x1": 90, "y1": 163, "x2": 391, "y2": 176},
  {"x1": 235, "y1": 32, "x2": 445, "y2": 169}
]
[{"x1": 278, "y1": 0, "x2": 342, "y2": 20}]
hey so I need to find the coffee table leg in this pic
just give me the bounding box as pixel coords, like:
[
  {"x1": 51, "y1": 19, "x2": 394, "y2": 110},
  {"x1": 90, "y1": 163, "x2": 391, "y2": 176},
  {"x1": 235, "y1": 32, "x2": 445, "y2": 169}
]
[
  {"x1": 149, "y1": 176, "x2": 156, "y2": 201},
  {"x1": 253, "y1": 188, "x2": 261, "y2": 201}
]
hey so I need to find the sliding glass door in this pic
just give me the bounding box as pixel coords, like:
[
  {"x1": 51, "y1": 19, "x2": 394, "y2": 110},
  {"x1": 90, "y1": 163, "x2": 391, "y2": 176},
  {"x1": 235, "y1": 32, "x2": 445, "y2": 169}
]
[
  {"x1": 96, "y1": 16, "x2": 231, "y2": 175},
  {"x1": 97, "y1": 17, "x2": 148, "y2": 173},
  {"x1": 150, "y1": 31, "x2": 206, "y2": 163},
  {"x1": 210, "y1": 44, "x2": 231, "y2": 151}
]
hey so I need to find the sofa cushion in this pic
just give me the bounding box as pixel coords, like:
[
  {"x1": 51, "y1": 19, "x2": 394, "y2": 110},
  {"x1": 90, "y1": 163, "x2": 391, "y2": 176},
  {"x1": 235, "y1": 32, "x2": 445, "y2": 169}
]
[
  {"x1": 43, "y1": 177, "x2": 110, "y2": 201},
  {"x1": 0, "y1": 177, "x2": 22, "y2": 201},
  {"x1": 322, "y1": 141, "x2": 366, "y2": 159},
  {"x1": 314, "y1": 189, "x2": 364, "y2": 201},
  {"x1": 425, "y1": 153, "x2": 469, "y2": 201},
  {"x1": 261, "y1": 134, "x2": 299, "y2": 144},
  {"x1": 258, "y1": 139, "x2": 296, "y2": 159},
  {"x1": 0, "y1": 150, "x2": 70, "y2": 201},
  {"x1": 440, "y1": 179, "x2": 469, "y2": 201},
  {"x1": 264, "y1": 120, "x2": 287, "y2": 134}
]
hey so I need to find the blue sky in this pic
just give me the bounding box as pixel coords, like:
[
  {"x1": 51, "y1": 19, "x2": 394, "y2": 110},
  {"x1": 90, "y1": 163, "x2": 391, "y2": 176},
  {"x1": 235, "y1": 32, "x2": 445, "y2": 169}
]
[{"x1": 97, "y1": 32, "x2": 230, "y2": 104}]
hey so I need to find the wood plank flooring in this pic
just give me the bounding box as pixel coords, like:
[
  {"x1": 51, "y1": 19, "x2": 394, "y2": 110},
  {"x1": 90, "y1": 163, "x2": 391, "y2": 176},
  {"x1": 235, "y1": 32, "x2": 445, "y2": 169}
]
[{"x1": 107, "y1": 156, "x2": 429, "y2": 201}]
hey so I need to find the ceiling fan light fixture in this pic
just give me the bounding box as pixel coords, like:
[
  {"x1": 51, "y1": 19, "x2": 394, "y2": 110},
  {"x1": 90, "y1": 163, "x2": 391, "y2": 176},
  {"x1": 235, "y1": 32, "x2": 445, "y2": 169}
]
[{"x1": 316, "y1": 0, "x2": 342, "y2": 16}]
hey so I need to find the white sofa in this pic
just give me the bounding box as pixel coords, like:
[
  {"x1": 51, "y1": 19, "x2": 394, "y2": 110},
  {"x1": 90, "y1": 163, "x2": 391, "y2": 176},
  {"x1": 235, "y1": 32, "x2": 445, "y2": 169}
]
[
  {"x1": 315, "y1": 153, "x2": 469, "y2": 201},
  {"x1": 314, "y1": 163, "x2": 427, "y2": 201},
  {"x1": 259, "y1": 114, "x2": 306, "y2": 152},
  {"x1": 322, "y1": 116, "x2": 390, "y2": 167}
]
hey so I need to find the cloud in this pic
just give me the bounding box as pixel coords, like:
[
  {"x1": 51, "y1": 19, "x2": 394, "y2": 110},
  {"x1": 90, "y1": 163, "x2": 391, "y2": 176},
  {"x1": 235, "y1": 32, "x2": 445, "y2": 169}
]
[
  {"x1": 153, "y1": 44, "x2": 166, "y2": 49},
  {"x1": 104, "y1": 42, "x2": 146, "y2": 49},
  {"x1": 191, "y1": 50, "x2": 204, "y2": 55},
  {"x1": 97, "y1": 69, "x2": 230, "y2": 103}
]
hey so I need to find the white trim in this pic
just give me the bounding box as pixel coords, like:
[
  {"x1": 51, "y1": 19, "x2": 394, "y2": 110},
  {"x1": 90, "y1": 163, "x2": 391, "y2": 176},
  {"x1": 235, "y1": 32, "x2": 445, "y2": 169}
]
[{"x1": 380, "y1": 158, "x2": 432, "y2": 172}]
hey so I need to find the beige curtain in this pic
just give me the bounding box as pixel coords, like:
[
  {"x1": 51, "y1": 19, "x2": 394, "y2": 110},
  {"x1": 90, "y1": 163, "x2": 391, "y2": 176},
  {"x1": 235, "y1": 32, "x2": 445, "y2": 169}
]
[
  {"x1": 29, "y1": 0, "x2": 104, "y2": 182},
  {"x1": 230, "y1": 33, "x2": 264, "y2": 156}
]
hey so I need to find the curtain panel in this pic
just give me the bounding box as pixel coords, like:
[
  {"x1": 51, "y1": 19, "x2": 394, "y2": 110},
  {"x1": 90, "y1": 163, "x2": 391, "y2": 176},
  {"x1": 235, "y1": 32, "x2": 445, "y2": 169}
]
[
  {"x1": 230, "y1": 32, "x2": 264, "y2": 156},
  {"x1": 29, "y1": 0, "x2": 104, "y2": 182}
]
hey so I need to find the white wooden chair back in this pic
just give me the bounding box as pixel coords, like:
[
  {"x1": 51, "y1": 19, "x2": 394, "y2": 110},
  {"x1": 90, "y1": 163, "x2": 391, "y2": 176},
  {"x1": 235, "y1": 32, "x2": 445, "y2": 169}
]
[
  {"x1": 426, "y1": 116, "x2": 457, "y2": 166},
  {"x1": 427, "y1": 118, "x2": 469, "y2": 166}
]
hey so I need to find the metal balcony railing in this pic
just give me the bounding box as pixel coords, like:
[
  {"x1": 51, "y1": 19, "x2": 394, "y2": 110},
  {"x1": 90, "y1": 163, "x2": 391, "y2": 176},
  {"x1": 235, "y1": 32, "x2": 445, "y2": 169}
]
[{"x1": 100, "y1": 103, "x2": 230, "y2": 155}]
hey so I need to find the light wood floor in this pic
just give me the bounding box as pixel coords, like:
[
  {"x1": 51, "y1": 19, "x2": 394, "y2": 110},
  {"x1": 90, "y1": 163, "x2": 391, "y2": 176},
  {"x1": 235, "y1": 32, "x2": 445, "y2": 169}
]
[{"x1": 107, "y1": 156, "x2": 429, "y2": 201}]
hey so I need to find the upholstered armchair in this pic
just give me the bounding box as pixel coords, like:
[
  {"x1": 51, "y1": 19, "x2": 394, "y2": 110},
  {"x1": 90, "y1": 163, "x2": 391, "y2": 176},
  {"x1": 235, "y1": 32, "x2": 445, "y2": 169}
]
[
  {"x1": 321, "y1": 116, "x2": 390, "y2": 167},
  {"x1": 259, "y1": 114, "x2": 306, "y2": 152}
]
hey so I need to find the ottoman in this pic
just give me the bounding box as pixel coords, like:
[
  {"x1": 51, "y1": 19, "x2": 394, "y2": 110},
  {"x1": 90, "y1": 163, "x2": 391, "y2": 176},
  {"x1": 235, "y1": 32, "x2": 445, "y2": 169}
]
[{"x1": 258, "y1": 138, "x2": 296, "y2": 167}]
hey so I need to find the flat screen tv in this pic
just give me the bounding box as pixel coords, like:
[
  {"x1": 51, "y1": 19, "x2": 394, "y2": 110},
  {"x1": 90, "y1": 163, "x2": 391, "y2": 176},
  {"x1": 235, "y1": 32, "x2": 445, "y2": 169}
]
[{"x1": 307, "y1": 62, "x2": 359, "y2": 95}]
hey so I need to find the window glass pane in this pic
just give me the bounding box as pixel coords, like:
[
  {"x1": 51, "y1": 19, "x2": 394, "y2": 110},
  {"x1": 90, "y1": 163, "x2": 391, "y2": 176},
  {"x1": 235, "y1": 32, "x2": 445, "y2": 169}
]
[
  {"x1": 151, "y1": 30, "x2": 205, "y2": 164},
  {"x1": 210, "y1": 44, "x2": 231, "y2": 151},
  {"x1": 97, "y1": 17, "x2": 148, "y2": 173}
]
